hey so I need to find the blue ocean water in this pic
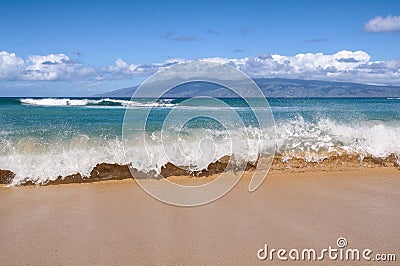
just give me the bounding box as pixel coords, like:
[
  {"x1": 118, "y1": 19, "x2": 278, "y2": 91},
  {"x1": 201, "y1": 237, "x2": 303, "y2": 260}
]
[{"x1": 1, "y1": 97, "x2": 399, "y2": 184}]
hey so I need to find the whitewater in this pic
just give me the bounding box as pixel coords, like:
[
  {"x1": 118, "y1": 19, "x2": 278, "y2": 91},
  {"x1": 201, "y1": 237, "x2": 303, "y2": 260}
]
[{"x1": 0, "y1": 97, "x2": 399, "y2": 185}]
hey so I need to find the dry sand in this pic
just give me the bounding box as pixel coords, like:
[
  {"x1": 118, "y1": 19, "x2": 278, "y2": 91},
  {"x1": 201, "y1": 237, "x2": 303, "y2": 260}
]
[{"x1": 0, "y1": 169, "x2": 399, "y2": 265}]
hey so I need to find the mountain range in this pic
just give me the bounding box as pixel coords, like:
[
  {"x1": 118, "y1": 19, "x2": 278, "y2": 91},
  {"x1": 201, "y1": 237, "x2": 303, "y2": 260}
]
[{"x1": 94, "y1": 78, "x2": 400, "y2": 98}]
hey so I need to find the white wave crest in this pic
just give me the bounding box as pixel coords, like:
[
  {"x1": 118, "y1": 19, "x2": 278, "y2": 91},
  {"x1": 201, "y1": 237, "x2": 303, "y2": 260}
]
[
  {"x1": 276, "y1": 116, "x2": 400, "y2": 162},
  {"x1": 19, "y1": 98, "x2": 176, "y2": 107},
  {"x1": 1, "y1": 116, "x2": 400, "y2": 185}
]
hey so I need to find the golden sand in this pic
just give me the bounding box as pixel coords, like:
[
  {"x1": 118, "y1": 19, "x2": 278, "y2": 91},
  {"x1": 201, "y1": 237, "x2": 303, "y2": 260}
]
[{"x1": 0, "y1": 169, "x2": 399, "y2": 265}]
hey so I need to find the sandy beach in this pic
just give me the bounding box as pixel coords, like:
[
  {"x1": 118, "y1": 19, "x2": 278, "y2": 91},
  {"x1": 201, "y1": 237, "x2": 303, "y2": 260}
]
[
  {"x1": 2, "y1": 0, "x2": 400, "y2": 265},
  {"x1": 1, "y1": 168, "x2": 399, "y2": 265}
]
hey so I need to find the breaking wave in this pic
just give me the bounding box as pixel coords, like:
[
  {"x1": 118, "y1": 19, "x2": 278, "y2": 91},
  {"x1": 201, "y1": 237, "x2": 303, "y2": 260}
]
[
  {"x1": 1, "y1": 116, "x2": 399, "y2": 185},
  {"x1": 19, "y1": 98, "x2": 176, "y2": 107}
]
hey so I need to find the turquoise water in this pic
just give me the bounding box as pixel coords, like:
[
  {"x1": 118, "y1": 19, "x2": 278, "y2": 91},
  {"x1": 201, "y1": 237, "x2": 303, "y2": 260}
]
[{"x1": 1, "y1": 97, "x2": 399, "y2": 184}]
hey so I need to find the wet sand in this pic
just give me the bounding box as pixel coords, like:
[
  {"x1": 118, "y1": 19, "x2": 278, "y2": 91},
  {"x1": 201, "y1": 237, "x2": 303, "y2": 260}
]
[{"x1": 1, "y1": 169, "x2": 399, "y2": 265}]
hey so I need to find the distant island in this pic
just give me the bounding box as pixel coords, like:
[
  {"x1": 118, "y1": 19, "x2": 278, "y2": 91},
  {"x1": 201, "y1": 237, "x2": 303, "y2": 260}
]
[{"x1": 94, "y1": 78, "x2": 400, "y2": 98}]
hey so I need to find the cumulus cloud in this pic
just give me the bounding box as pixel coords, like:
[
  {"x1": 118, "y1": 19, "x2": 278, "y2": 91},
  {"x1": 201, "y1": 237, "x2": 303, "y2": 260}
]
[
  {"x1": 364, "y1": 15, "x2": 400, "y2": 32},
  {"x1": 100, "y1": 58, "x2": 183, "y2": 80},
  {"x1": 235, "y1": 50, "x2": 371, "y2": 76},
  {"x1": 23, "y1": 54, "x2": 94, "y2": 81},
  {"x1": 235, "y1": 50, "x2": 400, "y2": 85},
  {"x1": 188, "y1": 50, "x2": 400, "y2": 85},
  {"x1": 0, "y1": 51, "x2": 24, "y2": 80},
  {"x1": 1, "y1": 50, "x2": 400, "y2": 85},
  {"x1": 104, "y1": 58, "x2": 159, "y2": 78},
  {"x1": 0, "y1": 51, "x2": 94, "y2": 81}
]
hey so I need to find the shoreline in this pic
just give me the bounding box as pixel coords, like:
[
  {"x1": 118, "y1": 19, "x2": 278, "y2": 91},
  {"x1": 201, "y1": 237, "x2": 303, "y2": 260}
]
[
  {"x1": 1, "y1": 153, "x2": 399, "y2": 186},
  {"x1": 2, "y1": 167, "x2": 399, "y2": 188}
]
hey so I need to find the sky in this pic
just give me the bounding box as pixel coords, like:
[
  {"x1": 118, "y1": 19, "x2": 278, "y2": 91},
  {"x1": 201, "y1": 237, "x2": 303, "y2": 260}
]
[{"x1": 0, "y1": 0, "x2": 399, "y2": 96}]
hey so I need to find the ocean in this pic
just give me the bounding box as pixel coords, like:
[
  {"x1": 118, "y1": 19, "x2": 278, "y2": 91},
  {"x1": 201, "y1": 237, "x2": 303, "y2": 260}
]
[{"x1": 1, "y1": 97, "x2": 399, "y2": 185}]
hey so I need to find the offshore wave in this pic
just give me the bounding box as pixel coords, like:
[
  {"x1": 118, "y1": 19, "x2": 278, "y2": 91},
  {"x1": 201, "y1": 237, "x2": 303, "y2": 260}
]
[
  {"x1": 19, "y1": 98, "x2": 176, "y2": 107},
  {"x1": 1, "y1": 116, "x2": 400, "y2": 185}
]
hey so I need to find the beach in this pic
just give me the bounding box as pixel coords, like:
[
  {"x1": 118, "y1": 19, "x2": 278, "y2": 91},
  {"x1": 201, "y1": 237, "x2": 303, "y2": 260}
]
[
  {"x1": 2, "y1": 1, "x2": 400, "y2": 265},
  {"x1": 1, "y1": 168, "x2": 399, "y2": 265}
]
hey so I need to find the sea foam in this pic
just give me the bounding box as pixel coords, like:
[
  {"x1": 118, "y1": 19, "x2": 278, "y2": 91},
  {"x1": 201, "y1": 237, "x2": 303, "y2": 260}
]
[
  {"x1": 1, "y1": 115, "x2": 399, "y2": 185},
  {"x1": 19, "y1": 98, "x2": 175, "y2": 107}
]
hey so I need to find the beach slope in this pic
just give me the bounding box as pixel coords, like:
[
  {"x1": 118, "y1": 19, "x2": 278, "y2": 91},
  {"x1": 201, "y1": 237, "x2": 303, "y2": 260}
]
[{"x1": 0, "y1": 170, "x2": 399, "y2": 265}]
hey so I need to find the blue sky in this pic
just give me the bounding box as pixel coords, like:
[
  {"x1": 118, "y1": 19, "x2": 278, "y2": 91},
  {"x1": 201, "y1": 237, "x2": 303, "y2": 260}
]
[{"x1": 0, "y1": 0, "x2": 399, "y2": 96}]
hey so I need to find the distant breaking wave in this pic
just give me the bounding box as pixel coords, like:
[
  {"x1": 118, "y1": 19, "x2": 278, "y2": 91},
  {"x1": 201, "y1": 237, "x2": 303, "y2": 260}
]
[{"x1": 19, "y1": 98, "x2": 176, "y2": 107}]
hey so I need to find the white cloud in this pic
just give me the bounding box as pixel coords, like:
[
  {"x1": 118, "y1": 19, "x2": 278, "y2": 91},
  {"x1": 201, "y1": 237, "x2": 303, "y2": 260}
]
[
  {"x1": 0, "y1": 51, "x2": 95, "y2": 81},
  {"x1": 228, "y1": 50, "x2": 400, "y2": 85},
  {"x1": 105, "y1": 58, "x2": 157, "y2": 77},
  {"x1": 100, "y1": 58, "x2": 186, "y2": 80},
  {"x1": 364, "y1": 15, "x2": 400, "y2": 32},
  {"x1": 0, "y1": 50, "x2": 400, "y2": 85},
  {"x1": 23, "y1": 53, "x2": 94, "y2": 81},
  {"x1": 236, "y1": 50, "x2": 371, "y2": 76},
  {"x1": 0, "y1": 51, "x2": 24, "y2": 80},
  {"x1": 101, "y1": 50, "x2": 399, "y2": 85}
]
